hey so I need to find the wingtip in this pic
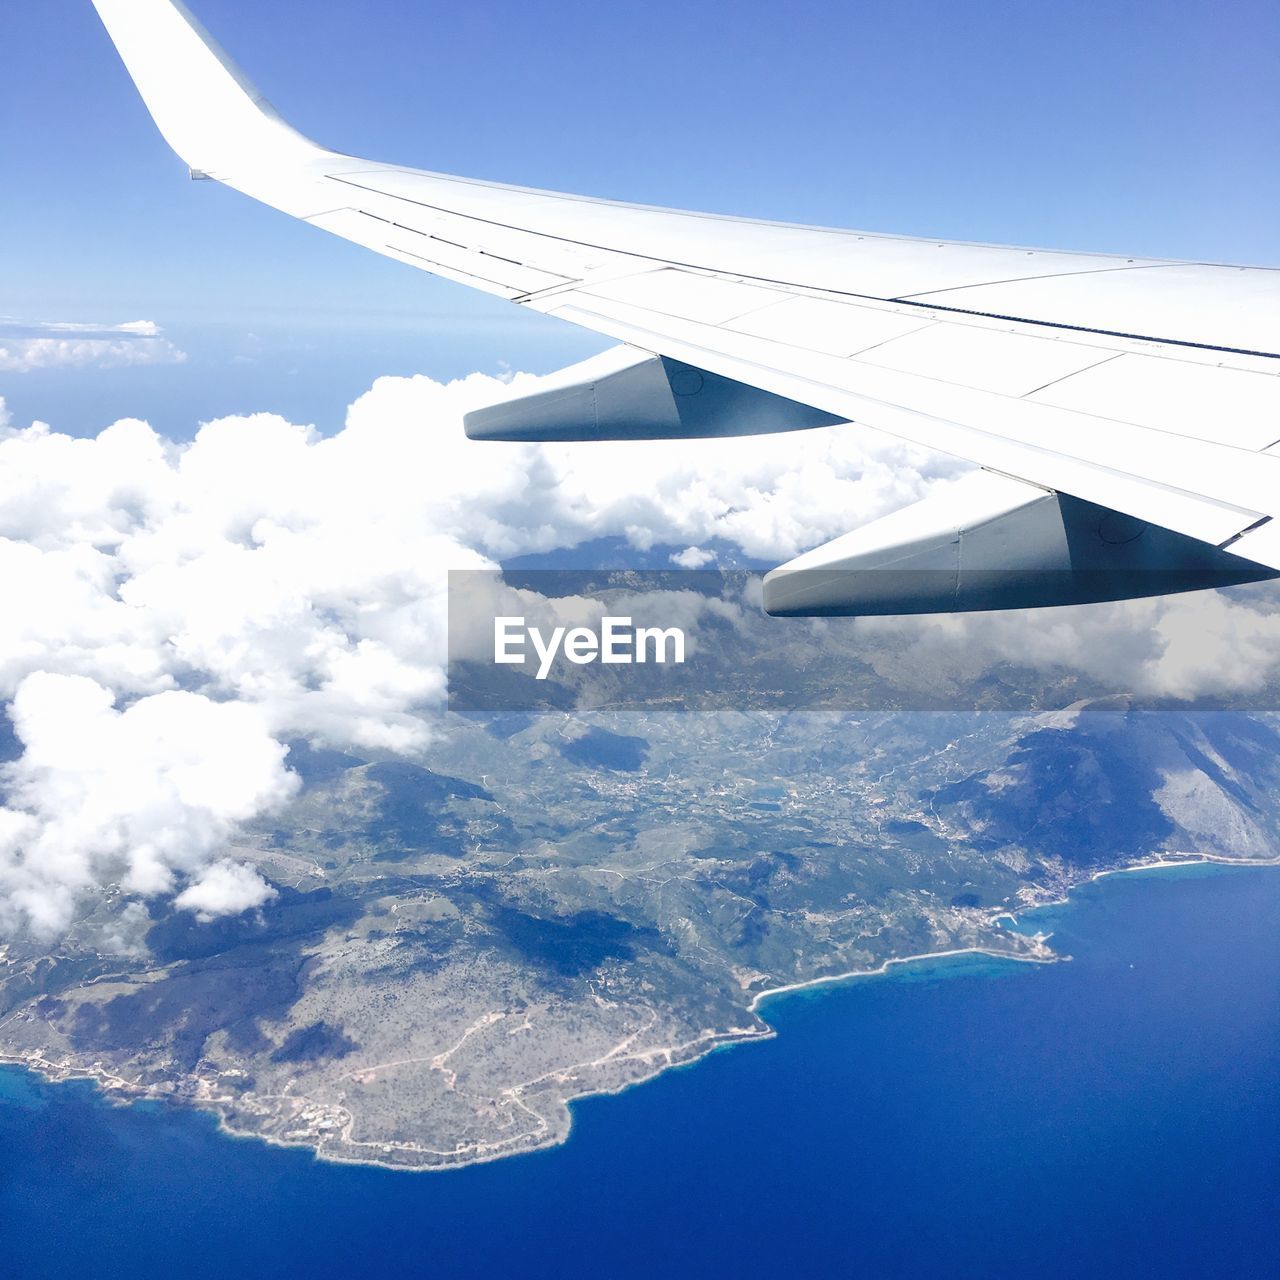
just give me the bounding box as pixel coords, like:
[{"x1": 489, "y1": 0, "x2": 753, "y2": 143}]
[{"x1": 91, "y1": 0, "x2": 319, "y2": 177}]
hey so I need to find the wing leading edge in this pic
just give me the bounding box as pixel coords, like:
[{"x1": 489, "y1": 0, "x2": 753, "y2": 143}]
[{"x1": 90, "y1": 0, "x2": 1280, "y2": 615}]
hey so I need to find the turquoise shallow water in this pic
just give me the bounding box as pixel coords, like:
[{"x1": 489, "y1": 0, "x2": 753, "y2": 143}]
[{"x1": 1, "y1": 863, "x2": 1277, "y2": 1279}]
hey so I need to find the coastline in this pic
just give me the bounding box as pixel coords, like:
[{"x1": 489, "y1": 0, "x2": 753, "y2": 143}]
[
  {"x1": 1013, "y1": 851, "x2": 1280, "y2": 923},
  {"x1": 746, "y1": 942, "x2": 1056, "y2": 1014},
  {"x1": 1081, "y1": 851, "x2": 1280, "y2": 882},
  {"x1": 748, "y1": 852, "x2": 1280, "y2": 1015},
  {"x1": 3, "y1": 850, "x2": 1278, "y2": 1174}
]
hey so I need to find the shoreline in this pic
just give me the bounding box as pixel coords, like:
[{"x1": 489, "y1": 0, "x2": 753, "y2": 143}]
[
  {"x1": 1017, "y1": 851, "x2": 1280, "y2": 923},
  {"x1": 747, "y1": 853, "x2": 1280, "y2": 1015},
  {"x1": 1082, "y1": 851, "x2": 1280, "y2": 882},
  {"x1": 746, "y1": 942, "x2": 1056, "y2": 1014},
  {"x1": 3, "y1": 851, "x2": 1277, "y2": 1174}
]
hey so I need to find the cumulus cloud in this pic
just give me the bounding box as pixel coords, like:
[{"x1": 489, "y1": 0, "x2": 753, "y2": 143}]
[
  {"x1": 0, "y1": 674, "x2": 295, "y2": 939},
  {"x1": 0, "y1": 318, "x2": 187, "y2": 372},
  {"x1": 670, "y1": 546, "x2": 715, "y2": 569},
  {"x1": 174, "y1": 860, "x2": 278, "y2": 921}
]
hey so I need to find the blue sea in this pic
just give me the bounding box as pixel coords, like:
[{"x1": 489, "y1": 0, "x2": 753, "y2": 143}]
[{"x1": 2, "y1": 864, "x2": 1276, "y2": 1279}]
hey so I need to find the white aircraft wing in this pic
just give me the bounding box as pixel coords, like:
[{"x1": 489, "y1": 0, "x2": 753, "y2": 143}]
[{"x1": 90, "y1": 0, "x2": 1280, "y2": 615}]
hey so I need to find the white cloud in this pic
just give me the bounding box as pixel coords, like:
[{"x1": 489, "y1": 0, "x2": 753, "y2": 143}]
[
  {"x1": 174, "y1": 860, "x2": 277, "y2": 921},
  {"x1": 0, "y1": 674, "x2": 296, "y2": 939},
  {"x1": 671, "y1": 546, "x2": 714, "y2": 568},
  {"x1": 0, "y1": 319, "x2": 187, "y2": 373}
]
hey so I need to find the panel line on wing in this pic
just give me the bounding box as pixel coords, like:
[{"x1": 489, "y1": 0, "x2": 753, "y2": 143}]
[
  {"x1": 1020, "y1": 353, "x2": 1127, "y2": 398},
  {"x1": 887, "y1": 295, "x2": 1280, "y2": 360},
  {"x1": 353, "y1": 208, "x2": 576, "y2": 283},
  {"x1": 379, "y1": 245, "x2": 532, "y2": 295},
  {"x1": 895, "y1": 261, "x2": 1173, "y2": 300}
]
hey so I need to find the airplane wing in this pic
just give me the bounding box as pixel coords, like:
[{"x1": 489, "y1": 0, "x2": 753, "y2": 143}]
[{"x1": 90, "y1": 0, "x2": 1280, "y2": 616}]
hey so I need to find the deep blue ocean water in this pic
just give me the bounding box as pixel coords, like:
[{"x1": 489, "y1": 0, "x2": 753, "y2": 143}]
[{"x1": 1, "y1": 864, "x2": 1276, "y2": 1279}]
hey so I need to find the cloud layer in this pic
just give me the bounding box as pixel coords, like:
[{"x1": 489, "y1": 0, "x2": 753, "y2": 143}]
[
  {"x1": 0, "y1": 367, "x2": 949, "y2": 937},
  {"x1": 2, "y1": 363, "x2": 1279, "y2": 939},
  {"x1": 0, "y1": 319, "x2": 187, "y2": 373}
]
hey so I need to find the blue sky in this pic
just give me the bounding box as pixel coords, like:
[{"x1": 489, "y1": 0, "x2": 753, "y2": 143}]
[{"x1": 3, "y1": 0, "x2": 1278, "y2": 435}]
